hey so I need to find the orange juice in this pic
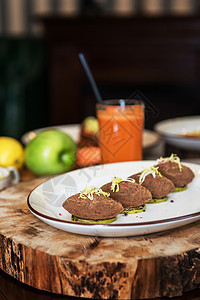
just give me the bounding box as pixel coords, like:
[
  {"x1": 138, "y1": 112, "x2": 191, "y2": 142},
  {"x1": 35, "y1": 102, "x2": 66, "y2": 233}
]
[{"x1": 96, "y1": 100, "x2": 144, "y2": 163}]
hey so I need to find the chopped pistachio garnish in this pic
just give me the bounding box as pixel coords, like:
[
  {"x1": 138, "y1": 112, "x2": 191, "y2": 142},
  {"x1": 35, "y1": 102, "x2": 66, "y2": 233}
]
[
  {"x1": 157, "y1": 153, "x2": 183, "y2": 172},
  {"x1": 111, "y1": 177, "x2": 135, "y2": 192},
  {"x1": 78, "y1": 187, "x2": 110, "y2": 200},
  {"x1": 139, "y1": 167, "x2": 162, "y2": 184}
]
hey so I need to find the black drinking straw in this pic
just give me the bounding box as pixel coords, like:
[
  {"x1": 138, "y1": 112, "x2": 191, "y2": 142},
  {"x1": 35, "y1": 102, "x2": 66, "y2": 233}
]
[{"x1": 78, "y1": 53, "x2": 103, "y2": 104}]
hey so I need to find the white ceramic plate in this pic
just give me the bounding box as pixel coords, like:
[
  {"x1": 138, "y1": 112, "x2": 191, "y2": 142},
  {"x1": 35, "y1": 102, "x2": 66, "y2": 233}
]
[
  {"x1": 155, "y1": 116, "x2": 200, "y2": 150},
  {"x1": 28, "y1": 161, "x2": 200, "y2": 237},
  {"x1": 21, "y1": 125, "x2": 159, "y2": 150}
]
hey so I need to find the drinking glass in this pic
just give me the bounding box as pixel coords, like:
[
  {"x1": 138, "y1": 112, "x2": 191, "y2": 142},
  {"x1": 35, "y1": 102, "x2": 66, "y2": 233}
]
[{"x1": 96, "y1": 99, "x2": 144, "y2": 164}]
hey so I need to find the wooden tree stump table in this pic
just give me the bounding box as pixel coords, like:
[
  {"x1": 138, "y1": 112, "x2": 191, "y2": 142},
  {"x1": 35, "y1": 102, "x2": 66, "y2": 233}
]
[{"x1": 0, "y1": 178, "x2": 200, "y2": 300}]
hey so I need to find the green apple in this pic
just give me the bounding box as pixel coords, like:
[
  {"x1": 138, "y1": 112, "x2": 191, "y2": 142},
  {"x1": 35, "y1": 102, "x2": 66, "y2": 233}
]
[{"x1": 25, "y1": 130, "x2": 76, "y2": 176}]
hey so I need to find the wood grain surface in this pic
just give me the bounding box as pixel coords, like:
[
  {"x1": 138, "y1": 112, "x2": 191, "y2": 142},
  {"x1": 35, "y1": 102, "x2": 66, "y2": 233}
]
[{"x1": 1, "y1": 178, "x2": 200, "y2": 300}]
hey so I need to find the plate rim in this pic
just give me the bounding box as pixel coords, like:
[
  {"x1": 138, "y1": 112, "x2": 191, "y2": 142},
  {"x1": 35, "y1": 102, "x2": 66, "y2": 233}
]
[{"x1": 27, "y1": 161, "x2": 200, "y2": 228}]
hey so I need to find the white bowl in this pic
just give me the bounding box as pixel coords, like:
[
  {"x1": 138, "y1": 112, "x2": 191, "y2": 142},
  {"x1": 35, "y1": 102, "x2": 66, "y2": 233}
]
[
  {"x1": 154, "y1": 116, "x2": 200, "y2": 150},
  {"x1": 0, "y1": 166, "x2": 19, "y2": 190}
]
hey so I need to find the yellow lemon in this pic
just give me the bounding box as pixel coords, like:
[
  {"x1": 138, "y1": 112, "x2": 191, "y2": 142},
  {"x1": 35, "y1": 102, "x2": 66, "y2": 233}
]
[{"x1": 0, "y1": 137, "x2": 24, "y2": 169}]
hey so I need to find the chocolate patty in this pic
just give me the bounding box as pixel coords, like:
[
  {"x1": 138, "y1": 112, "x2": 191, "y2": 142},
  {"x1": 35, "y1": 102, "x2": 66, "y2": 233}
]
[
  {"x1": 62, "y1": 193, "x2": 123, "y2": 220},
  {"x1": 156, "y1": 161, "x2": 195, "y2": 187},
  {"x1": 130, "y1": 173, "x2": 175, "y2": 199},
  {"x1": 101, "y1": 181, "x2": 152, "y2": 209}
]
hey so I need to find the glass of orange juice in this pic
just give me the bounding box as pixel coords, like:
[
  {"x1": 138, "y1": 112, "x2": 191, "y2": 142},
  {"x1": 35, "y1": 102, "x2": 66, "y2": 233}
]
[{"x1": 96, "y1": 99, "x2": 144, "y2": 164}]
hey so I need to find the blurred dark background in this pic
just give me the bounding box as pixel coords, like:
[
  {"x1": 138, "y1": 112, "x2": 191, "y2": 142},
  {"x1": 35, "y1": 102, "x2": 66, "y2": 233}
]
[{"x1": 0, "y1": 0, "x2": 200, "y2": 139}]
